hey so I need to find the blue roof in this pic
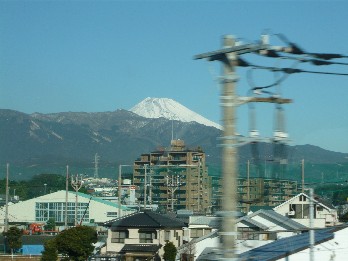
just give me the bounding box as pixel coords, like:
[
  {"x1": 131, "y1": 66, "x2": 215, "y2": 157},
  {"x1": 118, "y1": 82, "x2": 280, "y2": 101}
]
[
  {"x1": 22, "y1": 245, "x2": 44, "y2": 255},
  {"x1": 197, "y1": 227, "x2": 343, "y2": 261},
  {"x1": 239, "y1": 228, "x2": 335, "y2": 261}
]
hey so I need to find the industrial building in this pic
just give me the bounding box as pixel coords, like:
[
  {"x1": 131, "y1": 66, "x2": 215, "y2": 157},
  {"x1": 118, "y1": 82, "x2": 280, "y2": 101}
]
[
  {"x1": 133, "y1": 139, "x2": 212, "y2": 214},
  {"x1": 0, "y1": 190, "x2": 136, "y2": 232}
]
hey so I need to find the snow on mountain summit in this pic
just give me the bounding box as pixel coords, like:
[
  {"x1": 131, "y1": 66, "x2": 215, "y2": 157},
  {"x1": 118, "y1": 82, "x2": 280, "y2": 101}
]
[{"x1": 130, "y1": 97, "x2": 222, "y2": 129}]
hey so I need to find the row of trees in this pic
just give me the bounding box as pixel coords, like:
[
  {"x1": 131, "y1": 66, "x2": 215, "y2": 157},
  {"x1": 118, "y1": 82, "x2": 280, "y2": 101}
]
[
  {"x1": 0, "y1": 173, "x2": 88, "y2": 201},
  {"x1": 3, "y1": 225, "x2": 97, "y2": 260}
]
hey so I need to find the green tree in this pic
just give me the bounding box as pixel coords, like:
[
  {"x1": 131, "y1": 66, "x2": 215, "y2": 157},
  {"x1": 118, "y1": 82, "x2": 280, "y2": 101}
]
[
  {"x1": 55, "y1": 226, "x2": 97, "y2": 260},
  {"x1": 41, "y1": 239, "x2": 58, "y2": 261},
  {"x1": 44, "y1": 218, "x2": 56, "y2": 231},
  {"x1": 163, "y1": 241, "x2": 177, "y2": 261},
  {"x1": 3, "y1": 227, "x2": 22, "y2": 254}
]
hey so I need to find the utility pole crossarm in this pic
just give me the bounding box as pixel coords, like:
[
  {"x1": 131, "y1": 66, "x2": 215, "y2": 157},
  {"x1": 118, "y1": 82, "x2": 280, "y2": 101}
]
[
  {"x1": 194, "y1": 43, "x2": 268, "y2": 61},
  {"x1": 248, "y1": 97, "x2": 293, "y2": 104}
]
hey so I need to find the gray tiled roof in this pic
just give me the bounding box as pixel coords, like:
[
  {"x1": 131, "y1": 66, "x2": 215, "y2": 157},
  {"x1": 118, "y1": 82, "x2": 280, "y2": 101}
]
[
  {"x1": 237, "y1": 216, "x2": 269, "y2": 230},
  {"x1": 105, "y1": 210, "x2": 187, "y2": 229},
  {"x1": 247, "y1": 210, "x2": 307, "y2": 230},
  {"x1": 189, "y1": 216, "x2": 221, "y2": 228}
]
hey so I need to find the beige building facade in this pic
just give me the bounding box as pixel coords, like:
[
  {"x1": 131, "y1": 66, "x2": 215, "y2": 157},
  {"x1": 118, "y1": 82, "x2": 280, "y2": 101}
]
[{"x1": 133, "y1": 139, "x2": 212, "y2": 214}]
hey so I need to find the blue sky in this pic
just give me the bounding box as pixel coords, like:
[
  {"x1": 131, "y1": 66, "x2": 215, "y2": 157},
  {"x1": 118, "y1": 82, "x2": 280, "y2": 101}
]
[{"x1": 1, "y1": 0, "x2": 348, "y2": 153}]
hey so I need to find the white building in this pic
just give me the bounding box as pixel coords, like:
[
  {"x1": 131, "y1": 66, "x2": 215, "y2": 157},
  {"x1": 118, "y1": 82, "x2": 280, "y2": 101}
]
[
  {"x1": 0, "y1": 190, "x2": 135, "y2": 232},
  {"x1": 273, "y1": 193, "x2": 338, "y2": 227}
]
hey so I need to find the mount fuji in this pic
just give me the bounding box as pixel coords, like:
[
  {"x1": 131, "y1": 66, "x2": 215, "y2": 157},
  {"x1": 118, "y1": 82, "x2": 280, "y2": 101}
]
[{"x1": 130, "y1": 97, "x2": 222, "y2": 129}]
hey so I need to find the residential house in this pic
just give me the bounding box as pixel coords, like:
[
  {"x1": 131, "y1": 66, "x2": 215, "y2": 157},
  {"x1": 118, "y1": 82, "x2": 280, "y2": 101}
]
[
  {"x1": 99, "y1": 211, "x2": 188, "y2": 260},
  {"x1": 273, "y1": 192, "x2": 338, "y2": 227},
  {"x1": 239, "y1": 225, "x2": 348, "y2": 261},
  {"x1": 188, "y1": 210, "x2": 307, "y2": 261}
]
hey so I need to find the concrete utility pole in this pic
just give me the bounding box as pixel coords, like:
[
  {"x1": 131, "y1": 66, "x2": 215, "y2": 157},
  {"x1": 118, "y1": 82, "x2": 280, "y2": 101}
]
[
  {"x1": 118, "y1": 165, "x2": 122, "y2": 218},
  {"x1": 65, "y1": 165, "x2": 69, "y2": 229},
  {"x1": 309, "y1": 187, "x2": 315, "y2": 261},
  {"x1": 144, "y1": 164, "x2": 148, "y2": 210},
  {"x1": 301, "y1": 159, "x2": 305, "y2": 193},
  {"x1": 220, "y1": 35, "x2": 238, "y2": 259},
  {"x1": 71, "y1": 174, "x2": 83, "y2": 226},
  {"x1": 194, "y1": 34, "x2": 292, "y2": 259},
  {"x1": 4, "y1": 163, "x2": 9, "y2": 233},
  {"x1": 166, "y1": 173, "x2": 182, "y2": 212}
]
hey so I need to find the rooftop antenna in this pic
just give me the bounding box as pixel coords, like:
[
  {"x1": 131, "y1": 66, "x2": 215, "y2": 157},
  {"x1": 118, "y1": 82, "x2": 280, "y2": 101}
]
[{"x1": 94, "y1": 153, "x2": 100, "y2": 179}]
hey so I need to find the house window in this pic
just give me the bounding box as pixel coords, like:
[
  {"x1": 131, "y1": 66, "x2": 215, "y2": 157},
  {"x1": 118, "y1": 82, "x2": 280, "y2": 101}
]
[
  {"x1": 237, "y1": 227, "x2": 260, "y2": 240},
  {"x1": 299, "y1": 195, "x2": 307, "y2": 201},
  {"x1": 111, "y1": 230, "x2": 128, "y2": 243},
  {"x1": 289, "y1": 204, "x2": 315, "y2": 219},
  {"x1": 190, "y1": 229, "x2": 204, "y2": 238},
  {"x1": 107, "y1": 212, "x2": 118, "y2": 217},
  {"x1": 165, "y1": 230, "x2": 171, "y2": 241},
  {"x1": 139, "y1": 230, "x2": 156, "y2": 243}
]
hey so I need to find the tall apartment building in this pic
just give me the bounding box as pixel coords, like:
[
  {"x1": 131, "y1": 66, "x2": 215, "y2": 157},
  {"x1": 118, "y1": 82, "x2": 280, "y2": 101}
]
[
  {"x1": 211, "y1": 177, "x2": 300, "y2": 213},
  {"x1": 133, "y1": 139, "x2": 212, "y2": 214}
]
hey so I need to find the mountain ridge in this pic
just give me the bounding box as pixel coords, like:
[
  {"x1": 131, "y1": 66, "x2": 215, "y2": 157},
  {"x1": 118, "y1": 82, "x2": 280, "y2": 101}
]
[{"x1": 1, "y1": 99, "x2": 348, "y2": 179}]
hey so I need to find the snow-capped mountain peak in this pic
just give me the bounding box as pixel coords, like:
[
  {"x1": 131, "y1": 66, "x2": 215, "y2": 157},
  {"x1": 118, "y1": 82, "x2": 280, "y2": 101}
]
[{"x1": 129, "y1": 97, "x2": 222, "y2": 129}]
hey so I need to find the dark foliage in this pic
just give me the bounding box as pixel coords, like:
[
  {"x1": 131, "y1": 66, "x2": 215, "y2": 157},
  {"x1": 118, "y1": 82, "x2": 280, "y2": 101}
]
[
  {"x1": 3, "y1": 227, "x2": 22, "y2": 253},
  {"x1": 41, "y1": 239, "x2": 58, "y2": 261},
  {"x1": 55, "y1": 226, "x2": 97, "y2": 260},
  {"x1": 163, "y1": 241, "x2": 177, "y2": 261}
]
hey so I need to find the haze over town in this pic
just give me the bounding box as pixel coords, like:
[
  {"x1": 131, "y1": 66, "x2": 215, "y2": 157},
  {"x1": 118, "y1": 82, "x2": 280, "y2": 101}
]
[{"x1": 1, "y1": 1, "x2": 348, "y2": 153}]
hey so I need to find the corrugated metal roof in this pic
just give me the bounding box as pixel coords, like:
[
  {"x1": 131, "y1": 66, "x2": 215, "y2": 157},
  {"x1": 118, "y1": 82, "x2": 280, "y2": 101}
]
[
  {"x1": 189, "y1": 216, "x2": 221, "y2": 228},
  {"x1": 248, "y1": 210, "x2": 307, "y2": 230},
  {"x1": 237, "y1": 216, "x2": 269, "y2": 230}
]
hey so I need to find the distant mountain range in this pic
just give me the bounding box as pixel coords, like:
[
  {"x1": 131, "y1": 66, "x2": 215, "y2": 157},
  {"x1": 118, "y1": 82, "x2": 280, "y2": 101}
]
[{"x1": 1, "y1": 97, "x2": 347, "y2": 180}]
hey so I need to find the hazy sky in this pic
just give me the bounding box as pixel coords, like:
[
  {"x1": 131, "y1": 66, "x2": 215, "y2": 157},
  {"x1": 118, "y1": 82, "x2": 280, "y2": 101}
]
[{"x1": 1, "y1": 0, "x2": 348, "y2": 153}]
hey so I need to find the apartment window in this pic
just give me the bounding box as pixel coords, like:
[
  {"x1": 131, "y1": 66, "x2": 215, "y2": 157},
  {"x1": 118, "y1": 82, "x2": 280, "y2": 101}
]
[
  {"x1": 111, "y1": 230, "x2": 128, "y2": 243},
  {"x1": 139, "y1": 230, "x2": 156, "y2": 243},
  {"x1": 190, "y1": 229, "x2": 203, "y2": 238},
  {"x1": 237, "y1": 227, "x2": 260, "y2": 240}
]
